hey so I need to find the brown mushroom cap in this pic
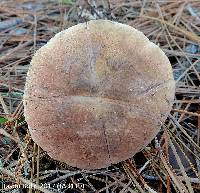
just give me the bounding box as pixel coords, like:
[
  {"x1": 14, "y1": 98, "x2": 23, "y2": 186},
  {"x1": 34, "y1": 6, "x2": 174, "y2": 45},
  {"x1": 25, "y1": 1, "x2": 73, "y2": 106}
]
[{"x1": 23, "y1": 20, "x2": 175, "y2": 169}]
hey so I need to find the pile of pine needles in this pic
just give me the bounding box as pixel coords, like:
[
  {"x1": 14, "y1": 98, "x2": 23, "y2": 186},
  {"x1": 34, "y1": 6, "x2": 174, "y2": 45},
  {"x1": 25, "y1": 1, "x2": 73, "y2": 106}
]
[{"x1": 0, "y1": 0, "x2": 200, "y2": 192}]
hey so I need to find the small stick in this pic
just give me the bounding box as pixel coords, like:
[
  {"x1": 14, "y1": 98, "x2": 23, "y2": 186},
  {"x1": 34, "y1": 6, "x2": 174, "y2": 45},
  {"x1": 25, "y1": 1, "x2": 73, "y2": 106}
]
[
  {"x1": 172, "y1": 109, "x2": 200, "y2": 117},
  {"x1": 0, "y1": 128, "x2": 18, "y2": 143},
  {"x1": 0, "y1": 94, "x2": 9, "y2": 115}
]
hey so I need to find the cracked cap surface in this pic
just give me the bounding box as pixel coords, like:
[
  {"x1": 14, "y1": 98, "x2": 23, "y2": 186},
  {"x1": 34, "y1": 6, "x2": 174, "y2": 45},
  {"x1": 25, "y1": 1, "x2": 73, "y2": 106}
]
[{"x1": 23, "y1": 20, "x2": 175, "y2": 169}]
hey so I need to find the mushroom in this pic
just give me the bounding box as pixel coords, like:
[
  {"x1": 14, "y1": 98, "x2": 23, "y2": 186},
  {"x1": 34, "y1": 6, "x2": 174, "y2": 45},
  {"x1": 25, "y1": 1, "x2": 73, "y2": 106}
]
[{"x1": 23, "y1": 20, "x2": 175, "y2": 169}]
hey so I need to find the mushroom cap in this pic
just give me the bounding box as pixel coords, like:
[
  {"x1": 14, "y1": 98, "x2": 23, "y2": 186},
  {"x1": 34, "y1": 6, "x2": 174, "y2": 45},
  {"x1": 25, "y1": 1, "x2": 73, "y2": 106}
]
[{"x1": 23, "y1": 20, "x2": 175, "y2": 169}]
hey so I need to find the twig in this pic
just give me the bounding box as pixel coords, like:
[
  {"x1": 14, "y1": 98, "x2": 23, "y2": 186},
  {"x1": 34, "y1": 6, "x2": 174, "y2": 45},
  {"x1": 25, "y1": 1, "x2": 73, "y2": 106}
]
[
  {"x1": 172, "y1": 108, "x2": 200, "y2": 117},
  {"x1": 0, "y1": 94, "x2": 9, "y2": 114}
]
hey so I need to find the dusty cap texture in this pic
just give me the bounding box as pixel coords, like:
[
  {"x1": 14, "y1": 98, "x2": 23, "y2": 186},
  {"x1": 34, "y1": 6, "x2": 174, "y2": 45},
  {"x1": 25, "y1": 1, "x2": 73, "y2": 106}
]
[{"x1": 23, "y1": 20, "x2": 175, "y2": 169}]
